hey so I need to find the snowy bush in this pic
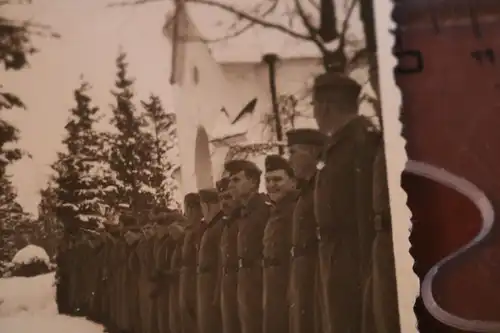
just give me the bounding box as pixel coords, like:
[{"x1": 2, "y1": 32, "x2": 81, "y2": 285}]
[{"x1": 10, "y1": 244, "x2": 51, "y2": 277}]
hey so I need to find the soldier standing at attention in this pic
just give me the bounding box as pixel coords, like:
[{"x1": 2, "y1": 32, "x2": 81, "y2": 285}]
[
  {"x1": 262, "y1": 154, "x2": 298, "y2": 333},
  {"x1": 286, "y1": 128, "x2": 326, "y2": 333},
  {"x1": 312, "y1": 73, "x2": 380, "y2": 333},
  {"x1": 150, "y1": 216, "x2": 172, "y2": 333},
  {"x1": 168, "y1": 210, "x2": 187, "y2": 333},
  {"x1": 196, "y1": 187, "x2": 225, "y2": 333},
  {"x1": 179, "y1": 193, "x2": 204, "y2": 333},
  {"x1": 225, "y1": 159, "x2": 271, "y2": 333},
  {"x1": 136, "y1": 226, "x2": 156, "y2": 333},
  {"x1": 124, "y1": 226, "x2": 142, "y2": 333},
  {"x1": 219, "y1": 175, "x2": 242, "y2": 333}
]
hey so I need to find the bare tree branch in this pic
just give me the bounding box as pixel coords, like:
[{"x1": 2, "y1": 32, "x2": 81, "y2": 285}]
[
  {"x1": 163, "y1": 0, "x2": 279, "y2": 43},
  {"x1": 293, "y1": 0, "x2": 327, "y2": 55},
  {"x1": 186, "y1": 0, "x2": 311, "y2": 40},
  {"x1": 338, "y1": 0, "x2": 359, "y2": 51}
]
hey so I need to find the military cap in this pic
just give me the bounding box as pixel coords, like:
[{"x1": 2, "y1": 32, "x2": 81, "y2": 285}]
[
  {"x1": 265, "y1": 154, "x2": 294, "y2": 176},
  {"x1": 184, "y1": 192, "x2": 201, "y2": 206},
  {"x1": 198, "y1": 188, "x2": 219, "y2": 203},
  {"x1": 216, "y1": 177, "x2": 230, "y2": 193},
  {"x1": 160, "y1": 211, "x2": 186, "y2": 224},
  {"x1": 286, "y1": 128, "x2": 327, "y2": 147},
  {"x1": 314, "y1": 72, "x2": 361, "y2": 102},
  {"x1": 224, "y1": 159, "x2": 262, "y2": 178}
]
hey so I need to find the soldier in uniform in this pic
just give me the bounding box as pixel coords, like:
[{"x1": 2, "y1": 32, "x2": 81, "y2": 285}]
[
  {"x1": 107, "y1": 227, "x2": 121, "y2": 331},
  {"x1": 369, "y1": 146, "x2": 400, "y2": 333},
  {"x1": 179, "y1": 193, "x2": 204, "y2": 333},
  {"x1": 286, "y1": 128, "x2": 326, "y2": 333},
  {"x1": 225, "y1": 159, "x2": 271, "y2": 333},
  {"x1": 196, "y1": 187, "x2": 224, "y2": 333},
  {"x1": 137, "y1": 226, "x2": 156, "y2": 333},
  {"x1": 87, "y1": 233, "x2": 105, "y2": 322},
  {"x1": 124, "y1": 226, "x2": 142, "y2": 333},
  {"x1": 312, "y1": 73, "x2": 381, "y2": 333},
  {"x1": 219, "y1": 176, "x2": 242, "y2": 333},
  {"x1": 168, "y1": 211, "x2": 187, "y2": 333},
  {"x1": 150, "y1": 213, "x2": 174, "y2": 333},
  {"x1": 262, "y1": 154, "x2": 298, "y2": 333}
]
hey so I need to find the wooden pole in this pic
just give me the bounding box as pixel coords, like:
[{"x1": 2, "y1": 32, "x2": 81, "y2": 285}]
[{"x1": 263, "y1": 53, "x2": 284, "y2": 156}]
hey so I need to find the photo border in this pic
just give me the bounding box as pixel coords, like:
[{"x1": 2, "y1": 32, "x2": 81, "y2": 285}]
[{"x1": 373, "y1": 0, "x2": 419, "y2": 332}]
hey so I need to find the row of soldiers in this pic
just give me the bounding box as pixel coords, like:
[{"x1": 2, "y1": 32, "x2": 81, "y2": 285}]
[{"x1": 57, "y1": 73, "x2": 401, "y2": 333}]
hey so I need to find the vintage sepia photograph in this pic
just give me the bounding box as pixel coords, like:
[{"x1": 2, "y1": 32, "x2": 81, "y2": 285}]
[{"x1": 1, "y1": 0, "x2": 412, "y2": 333}]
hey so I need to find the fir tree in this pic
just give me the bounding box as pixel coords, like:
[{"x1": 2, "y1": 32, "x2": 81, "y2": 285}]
[
  {"x1": 141, "y1": 94, "x2": 178, "y2": 208},
  {"x1": 108, "y1": 51, "x2": 156, "y2": 221},
  {"x1": 0, "y1": 176, "x2": 30, "y2": 263},
  {"x1": 52, "y1": 79, "x2": 116, "y2": 235},
  {"x1": 37, "y1": 182, "x2": 63, "y2": 254}
]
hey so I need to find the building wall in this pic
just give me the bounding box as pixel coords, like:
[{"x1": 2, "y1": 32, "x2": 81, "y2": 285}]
[{"x1": 169, "y1": 12, "x2": 324, "y2": 196}]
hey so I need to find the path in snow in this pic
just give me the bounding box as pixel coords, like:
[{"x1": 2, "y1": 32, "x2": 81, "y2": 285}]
[{"x1": 0, "y1": 272, "x2": 104, "y2": 333}]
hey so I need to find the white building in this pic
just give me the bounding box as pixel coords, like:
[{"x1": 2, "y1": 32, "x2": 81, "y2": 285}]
[{"x1": 163, "y1": 5, "x2": 327, "y2": 197}]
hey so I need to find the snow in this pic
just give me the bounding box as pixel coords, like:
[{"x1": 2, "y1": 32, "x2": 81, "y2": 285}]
[
  {"x1": 0, "y1": 273, "x2": 104, "y2": 333},
  {"x1": 11, "y1": 245, "x2": 50, "y2": 266}
]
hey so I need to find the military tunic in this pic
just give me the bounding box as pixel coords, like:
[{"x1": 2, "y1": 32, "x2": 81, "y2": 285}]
[
  {"x1": 100, "y1": 239, "x2": 112, "y2": 325},
  {"x1": 220, "y1": 212, "x2": 241, "y2": 333},
  {"x1": 127, "y1": 238, "x2": 142, "y2": 333},
  {"x1": 289, "y1": 177, "x2": 320, "y2": 333},
  {"x1": 236, "y1": 194, "x2": 271, "y2": 333},
  {"x1": 169, "y1": 237, "x2": 184, "y2": 333},
  {"x1": 67, "y1": 245, "x2": 79, "y2": 313},
  {"x1": 314, "y1": 116, "x2": 380, "y2": 333},
  {"x1": 116, "y1": 239, "x2": 130, "y2": 332},
  {"x1": 137, "y1": 236, "x2": 156, "y2": 333},
  {"x1": 108, "y1": 238, "x2": 121, "y2": 328},
  {"x1": 55, "y1": 243, "x2": 71, "y2": 315},
  {"x1": 87, "y1": 241, "x2": 104, "y2": 321},
  {"x1": 196, "y1": 212, "x2": 225, "y2": 333},
  {"x1": 152, "y1": 235, "x2": 172, "y2": 333},
  {"x1": 369, "y1": 146, "x2": 400, "y2": 333},
  {"x1": 263, "y1": 191, "x2": 298, "y2": 333},
  {"x1": 179, "y1": 219, "x2": 206, "y2": 333}
]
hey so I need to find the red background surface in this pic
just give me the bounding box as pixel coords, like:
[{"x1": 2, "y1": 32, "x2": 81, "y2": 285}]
[{"x1": 396, "y1": 1, "x2": 500, "y2": 332}]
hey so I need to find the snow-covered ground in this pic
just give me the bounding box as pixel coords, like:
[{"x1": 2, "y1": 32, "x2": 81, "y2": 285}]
[{"x1": 0, "y1": 272, "x2": 104, "y2": 333}]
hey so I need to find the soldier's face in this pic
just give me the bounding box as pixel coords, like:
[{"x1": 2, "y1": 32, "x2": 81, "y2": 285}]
[
  {"x1": 228, "y1": 171, "x2": 256, "y2": 202},
  {"x1": 219, "y1": 191, "x2": 236, "y2": 215},
  {"x1": 288, "y1": 144, "x2": 318, "y2": 180},
  {"x1": 314, "y1": 98, "x2": 358, "y2": 134},
  {"x1": 265, "y1": 170, "x2": 296, "y2": 202}
]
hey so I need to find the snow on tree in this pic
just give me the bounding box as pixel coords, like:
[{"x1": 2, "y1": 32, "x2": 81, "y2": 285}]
[
  {"x1": 0, "y1": 176, "x2": 32, "y2": 264},
  {"x1": 141, "y1": 94, "x2": 179, "y2": 208},
  {"x1": 10, "y1": 244, "x2": 51, "y2": 277},
  {"x1": 52, "y1": 79, "x2": 117, "y2": 235},
  {"x1": 12, "y1": 244, "x2": 50, "y2": 266},
  {"x1": 107, "y1": 51, "x2": 158, "y2": 222}
]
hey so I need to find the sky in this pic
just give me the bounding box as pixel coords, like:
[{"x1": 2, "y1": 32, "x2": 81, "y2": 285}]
[
  {"x1": 3, "y1": 0, "x2": 366, "y2": 215},
  {"x1": 3, "y1": 0, "x2": 174, "y2": 215}
]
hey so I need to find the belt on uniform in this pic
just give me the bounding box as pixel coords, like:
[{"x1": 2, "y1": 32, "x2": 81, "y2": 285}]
[
  {"x1": 374, "y1": 214, "x2": 392, "y2": 232},
  {"x1": 238, "y1": 257, "x2": 259, "y2": 270},
  {"x1": 222, "y1": 263, "x2": 239, "y2": 274},
  {"x1": 290, "y1": 240, "x2": 318, "y2": 259},
  {"x1": 262, "y1": 257, "x2": 281, "y2": 268},
  {"x1": 197, "y1": 265, "x2": 214, "y2": 274}
]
